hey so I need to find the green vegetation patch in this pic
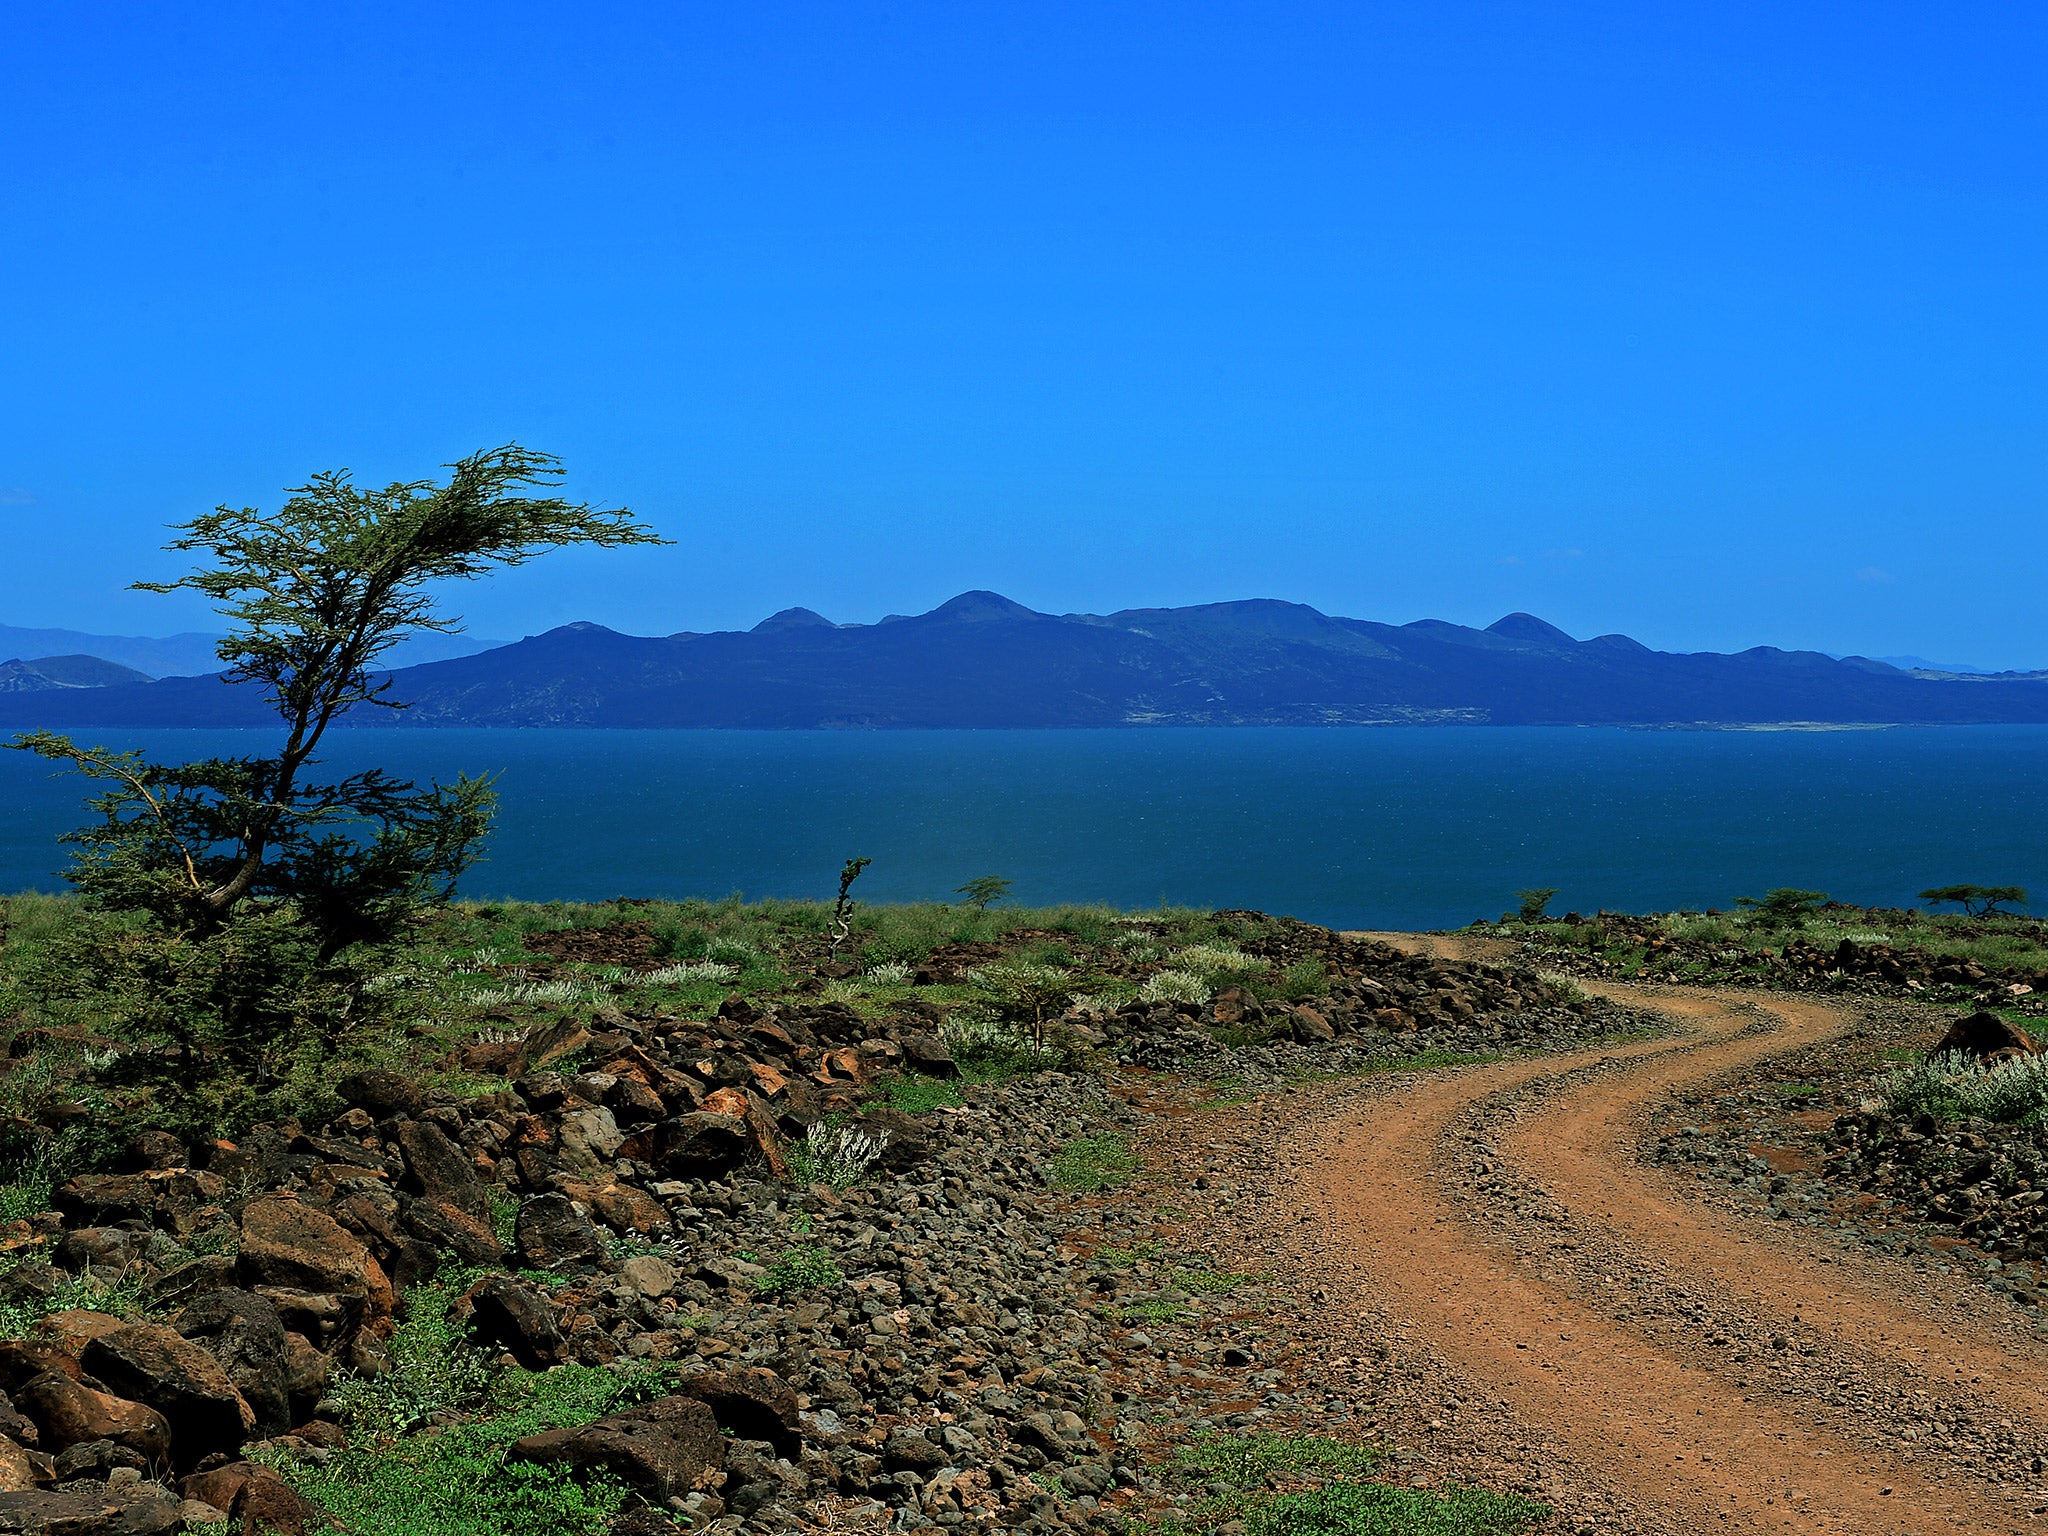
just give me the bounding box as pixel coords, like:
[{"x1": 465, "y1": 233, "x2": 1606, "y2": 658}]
[
  {"x1": 753, "y1": 1244, "x2": 844, "y2": 1295},
  {"x1": 1051, "y1": 1133, "x2": 1140, "y2": 1191},
  {"x1": 880, "y1": 1073, "x2": 966, "y2": 1114},
  {"x1": 1163, "y1": 1434, "x2": 1545, "y2": 1536},
  {"x1": 282, "y1": 1365, "x2": 654, "y2": 1536},
  {"x1": 1884, "y1": 1051, "x2": 2048, "y2": 1127},
  {"x1": 1176, "y1": 1432, "x2": 1382, "y2": 1485},
  {"x1": 1242, "y1": 1481, "x2": 1550, "y2": 1536}
]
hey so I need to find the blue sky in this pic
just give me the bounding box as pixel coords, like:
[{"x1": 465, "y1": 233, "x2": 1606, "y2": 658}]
[{"x1": 3, "y1": 3, "x2": 2045, "y2": 663}]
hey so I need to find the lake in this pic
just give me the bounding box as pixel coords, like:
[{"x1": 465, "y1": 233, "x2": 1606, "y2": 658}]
[{"x1": 1, "y1": 726, "x2": 2043, "y2": 930}]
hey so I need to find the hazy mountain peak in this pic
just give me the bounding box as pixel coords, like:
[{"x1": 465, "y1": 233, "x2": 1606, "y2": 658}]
[
  {"x1": 923, "y1": 591, "x2": 1042, "y2": 623},
  {"x1": 1486, "y1": 613, "x2": 1579, "y2": 647},
  {"x1": 753, "y1": 606, "x2": 835, "y2": 632}
]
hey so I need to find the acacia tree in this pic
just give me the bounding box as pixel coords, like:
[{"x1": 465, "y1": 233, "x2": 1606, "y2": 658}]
[
  {"x1": 1920, "y1": 884, "x2": 2028, "y2": 918},
  {"x1": 10, "y1": 445, "x2": 661, "y2": 1121}
]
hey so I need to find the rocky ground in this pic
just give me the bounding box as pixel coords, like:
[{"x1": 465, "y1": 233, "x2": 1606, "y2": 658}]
[
  {"x1": 1488, "y1": 908, "x2": 2048, "y2": 1015},
  {"x1": 0, "y1": 919, "x2": 1649, "y2": 1534}
]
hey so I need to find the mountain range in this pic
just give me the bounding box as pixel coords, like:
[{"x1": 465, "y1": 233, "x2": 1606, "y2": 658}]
[
  {"x1": 3, "y1": 591, "x2": 2047, "y2": 729},
  {"x1": 0, "y1": 624, "x2": 510, "y2": 679}
]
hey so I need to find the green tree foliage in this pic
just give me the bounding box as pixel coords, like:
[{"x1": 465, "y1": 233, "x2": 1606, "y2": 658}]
[
  {"x1": 1919, "y1": 883, "x2": 2028, "y2": 918},
  {"x1": 1514, "y1": 887, "x2": 1558, "y2": 922},
  {"x1": 1733, "y1": 888, "x2": 1830, "y2": 925},
  {"x1": 8, "y1": 446, "x2": 660, "y2": 1133},
  {"x1": 828, "y1": 856, "x2": 871, "y2": 955},
  {"x1": 954, "y1": 874, "x2": 1012, "y2": 910}
]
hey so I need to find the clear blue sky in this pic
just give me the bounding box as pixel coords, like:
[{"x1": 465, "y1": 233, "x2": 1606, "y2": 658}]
[{"x1": 4, "y1": 3, "x2": 2045, "y2": 663}]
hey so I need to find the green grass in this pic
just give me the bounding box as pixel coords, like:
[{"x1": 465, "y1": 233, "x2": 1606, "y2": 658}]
[
  {"x1": 1176, "y1": 1433, "x2": 1382, "y2": 1484},
  {"x1": 1242, "y1": 1482, "x2": 1550, "y2": 1536},
  {"x1": 1120, "y1": 1298, "x2": 1195, "y2": 1324},
  {"x1": 1488, "y1": 901, "x2": 2048, "y2": 983},
  {"x1": 1163, "y1": 1435, "x2": 1545, "y2": 1536},
  {"x1": 280, "y1": 1365, "x2": 650, "y2": 1536},
  {"x1": 1050, "y1": 1133, "x2": 1140, "y2": 1192},
  {"x1": 1093, "y1": 1241, "x2": 1158, "y2": 1268},
  {"x1": 879, "y1": 1073, "x2": 966, "y2": 1114},
  {"x1": 752, "y1": 1244, "x2": 844, "y2": 1295}
]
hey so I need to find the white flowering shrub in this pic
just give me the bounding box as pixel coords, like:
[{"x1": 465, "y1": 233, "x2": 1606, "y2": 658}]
[
  {"x1": 1170, "y1": 944, "x2": 1268, "y2": 976},
  {"x1": 1885, "y1": 1050, "x2": 2048, "y2": 1125},
  {"x1": 788, "y1": 1121, "x2": 890, "y2": 1187},
  {"x1": 1139, "y1": 968, "x2": 1212, "y2": 1005}
]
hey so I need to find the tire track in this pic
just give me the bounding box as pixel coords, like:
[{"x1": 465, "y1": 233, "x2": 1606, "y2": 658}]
[{"x1": 1278, "y1": 982, "x2": 2048, "y2": 1534}]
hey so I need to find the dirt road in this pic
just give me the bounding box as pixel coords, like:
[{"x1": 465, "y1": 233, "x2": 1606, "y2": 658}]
[{"x1": 1192, "y1": 952, "x2": 2048, "y2": 1533}]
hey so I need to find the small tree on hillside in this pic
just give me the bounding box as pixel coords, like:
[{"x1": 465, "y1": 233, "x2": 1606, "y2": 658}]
[
  {"x1": 9, "y1": 445, "x2": 661, "y2": 1128},
  {"x1": 1920, "y1": 884, "x2": 2028, "y2": 918},
  {"x1": 1515, "y1": 887, "x2": 1558, "y2": 923},
  {"x1": 955, "y1": 874, "x2": 1012, "y2": 911},
  {"x1": 1734, "y1": 888, "x2": 1830, "y2": 926}
]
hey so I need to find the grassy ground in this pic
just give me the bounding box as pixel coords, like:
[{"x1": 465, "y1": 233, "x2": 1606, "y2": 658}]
[{"x1": 1483, "y1": 903, "x2": 2048, "y2": 984}]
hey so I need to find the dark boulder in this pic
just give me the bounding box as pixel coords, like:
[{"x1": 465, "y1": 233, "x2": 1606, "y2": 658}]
[
  {"x1": 334, "y1": 1069, "x2": 424, "y2": 1120},
  {"x1": 394, "y1": 1121, "x2": 486, "y2": 1219},
  {"x1": 459, "y1": 1275, "x2": 567, "y2": 1369},
  {"x1": 856, "y1": 1108, "x2": 930, "y2": 1174},
  {"x1": 673, "y1": 1367, "x2": 800, "y2": 1457},
  {"x1": 898, "y1": 1033, "x2": 959, "y2": 1079},
  {"x1": 513, "y1": 1193, "x2": 608, "y2": 1272},
  {"x1": 12, "y1": 1371, "x2": 170, "y2": 1464},
  {"x1": 881, "y1": 1426, "x2": 946, "y2": 1472},
  {"x1": 179, "y1": 1460, "x2": 326, "y2": 1535},
  {"x1": 0, "y1": 1485, "x2": 183, "y2": 1534},
  {"x1": 174, "y1": 1290, "x2": 291, "y2": 1439},
  {"x1": 235, "y1": 1194, "x2": 393, "y2": 1333},
  {"x1": 81, "y1": 1321, "x2": 255, "y2": 1470},
  {"x1": 52, "y1": 1436, "x2": 148, "y2": 1481},
  {"x1": 508, "y1": 1394, "x2": 725, "y2": 1501},
  {"x1": 651, "y1": 1113, "x2": 749, "y2": 1179}
]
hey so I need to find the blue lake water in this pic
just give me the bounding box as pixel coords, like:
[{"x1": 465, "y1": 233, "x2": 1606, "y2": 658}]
[{"x1": 2, "y1": 727, "x2": 2044, "y2": 930}]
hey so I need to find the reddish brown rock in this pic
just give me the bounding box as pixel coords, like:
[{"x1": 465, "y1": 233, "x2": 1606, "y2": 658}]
[
  {"x1": 236, "y1": 1193, "x2": 393, "y2": 1332},
  {"x1": 13, "y1": 1371, "x2": 170, "y2": 1464},
  {"x1": 82, "y1": 1321, "x2": 255, "y2": 1469},
  {"x1": 180, "y1": 1460, "x2": 326, "y2": 1534}
]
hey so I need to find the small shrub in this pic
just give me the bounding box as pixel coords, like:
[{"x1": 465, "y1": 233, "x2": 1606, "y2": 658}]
[
  {"x1": 1050, "y1": 1133, "x2": 1138, "y2": 1192},
  {"x1": 941, "y1": 1011, "x2": 1062, "y2": 1076},
  {"x1": 705, "y1": 936, "x2": 763, "y2": 967},
  {"x1": 1885, "y1": 1050, "x2": 2048, "y2": 1125},
  {"x1": 753, "y1": 1245, "x2": 844, "y2": 1295},
  {"x1": 331, "y1": 1279, "x2": 505, "y2": 1439},
  {"x1": 1140, "y1": 969, "x2": 1212, "y2": 1005},
  {"x1": 1171, "y1": 944, "x2": 1268, "y2": 977},
  {"x1": 640, "y1": 961, "x2": 737, "y2": 987},
  {"x1": 785, "y1": 1121, "x2": 889, "y2": 1188},
  {"x1": 1734, "y1": 888, "x2": 1830, "y2": 924},
  {"x1": 863, "y1": 961, "x2": 913, "y2": 986},
  {"x1": 1515, "y1": 887, "x2": 1558, "y2": 922}
]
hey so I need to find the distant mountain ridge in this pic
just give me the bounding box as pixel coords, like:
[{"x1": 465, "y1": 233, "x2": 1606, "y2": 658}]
[
  {"x1": 0, "y1": 624, "x2": 512, "y2": 679},
  {"x1": 3, "y1": 592, "x2": 2046, "y2": 730}
]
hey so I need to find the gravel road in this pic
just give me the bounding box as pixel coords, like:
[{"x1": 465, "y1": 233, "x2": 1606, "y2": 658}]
[{"x1": 1143, "y1": 960, "x2": 2048, "y2": 1535}]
